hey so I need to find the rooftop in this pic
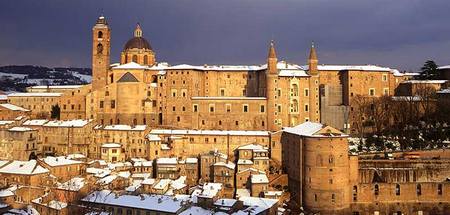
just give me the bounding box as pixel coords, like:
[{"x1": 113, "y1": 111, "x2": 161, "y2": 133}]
[
  {"x1": 0, "y1": 103, "x2": 29, "y2": 112},
  {"x1": 149, "y1": 129, "x2": 269, "y2": 136},
  {"x1": 0, "y1": 160, "x2": 49, "y2": 175}
]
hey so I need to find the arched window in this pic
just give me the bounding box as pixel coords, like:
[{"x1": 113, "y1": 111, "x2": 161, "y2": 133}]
[
  {"x1": 97, "y1": 43, "x2": 103, "y2": 54},
  {"x1": 292, "y1": 99, "x2": 298, "y2": 112},
  {"x1": 292, "y1": 84, "x2": 299, "y2": 96},
  {"x1": 98, "y1": 31, "x2": 103, "y2": 38},
  {"x1": 395, "y1": 184, "x2": 400, "y2": 196},
  {"x1": 416, "y1": 184, "x2": 421, "y2": 195},
  {"x1": 374, "y1": 184, "x2": 379, "y2": 195},
  {"x1": 132, "y1": 55, "x2": 138, "y2": 63},
  {"x1": 144, "y1": 55, "x2": 148, "y2": 65}
]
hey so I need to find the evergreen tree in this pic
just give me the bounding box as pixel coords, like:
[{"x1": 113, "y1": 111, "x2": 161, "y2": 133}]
[
  {"x1": 420, "y1": 60, "x2": 439, "y2": 80},
  {"x1": 51, "y1": 104, "x2": 61, "y2": 120}
]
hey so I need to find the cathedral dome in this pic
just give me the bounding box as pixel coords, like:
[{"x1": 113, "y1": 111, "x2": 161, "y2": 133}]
[
  {"x1": 123, "y1": 23, "x2": 152, "y2": 51},
  {"x1": 123, "y1": 37, "x2": 152, "y2": 51}
]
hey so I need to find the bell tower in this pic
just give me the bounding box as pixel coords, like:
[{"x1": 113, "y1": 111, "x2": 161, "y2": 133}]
[{"x1": 92, "y1": 15, "x2": 111, "y2": 90}]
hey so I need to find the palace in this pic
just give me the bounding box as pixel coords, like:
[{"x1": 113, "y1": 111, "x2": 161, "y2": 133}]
[{"x1": 5, "y1": 15, "x2": 417, "y2": 133}]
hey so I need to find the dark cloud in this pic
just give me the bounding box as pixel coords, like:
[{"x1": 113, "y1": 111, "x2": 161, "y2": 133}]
[{"x1": 0, "y1": 0, "x2": 449, "y2": 71}]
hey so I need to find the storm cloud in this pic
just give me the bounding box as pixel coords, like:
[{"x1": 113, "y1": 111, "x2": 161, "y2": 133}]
[{"x1": 0, "y1": 0, "x2": 449, "y2": 71}]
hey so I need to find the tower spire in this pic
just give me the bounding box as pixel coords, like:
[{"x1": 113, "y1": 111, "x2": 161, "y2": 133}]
[
  {"x1": 268, "y1": 40, "x2": 277, "y2": 59},
  {"x1": 308, "y1": 41, "x2": 318, "y2": 76},
  {"x1": 267, "y1": 40, "x2": 278, "y2": 74}
]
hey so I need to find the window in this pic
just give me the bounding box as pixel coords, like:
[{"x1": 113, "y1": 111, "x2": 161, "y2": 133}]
[
  {"x1": 111, "y1": 100, "x2": 116, "y2": 109},
  {"x1": 132, "y1": 55, "x2": 138, "y2": 63},
  {"x1": 374, "y1": 184, "x2": 379, "y2": 195},
  {"x1": 177, "y1": 116, "x2": 180, "y2": 122},
  {"x1": 277, "y1": 89, "x2": 281, "y2": 97},
  {"x1": 235, "y1": 121, "x2": 239, "y2": 126},
  {"x1": 304, "y1": 88, "x2": 309, "y2": 97},
  {"x1": 292, "y1": 84, "x2": 298, "y2": 96},
  {"x1": 98, "y1": 31, "x2": 103, "y2": 38},
  {"x1": 369, "y1": 88, "x2": 375, "y2": 96},
  {"x1": 209, "y1": 104, "x2": 215, "y2": 112},
  {"x1": 353, "y1": 186, "x2": 358, "y2": 201},
  {"x1": 395, "y1": 184, "x2": 400, "y2": 195},
  {"x1": 97, "y1": 43, "x2": 103, "y2": 54},
  {"x1": 144, "y1": 55, "x2": 148, "y2": 65},
  {"x1": 438, "y1": 184, "x2": 443, "y2": 195},
  {"x1": 383, "y1": 88, "x2": 389, "y2": 95},
  {"x1": 314, "y1": 194, "x2": 318, "y2": 202},
  {"x1": 331, "y1": 194, "x2": 335, "y2": 203},
  {"x1": 172, "y1": 106, "x2": 176, "y2": 112},
  {"x1": 305, "y1": 104, "x2": 309, "y2": 112},
  {"x1": 243, "y1": 105, "x2": 248, "y2": 112},
  {"x1": 220, "y1": 88, "x2": 225, "y2": 96},
  {"x1": 193, "y1": 104, "x2": 198, "y2": 112},
  {"x1": 417, "y1": 184, "x2": 421, "y2": 195},
  {"x1": 226, "y1": 104, "x2": 231, "y2": 112},
  {"x1": 382, "y1": 74, "x2": 388, "y2": 82},
  {"x1": 277, "y1": 105, "x2": 281, "y2": 113},
  {"x1": 260, "y1": 105, "x2": 265, "y2": 113}
]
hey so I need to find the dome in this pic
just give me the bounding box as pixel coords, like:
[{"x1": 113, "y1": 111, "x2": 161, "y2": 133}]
[{"x1": 123, "y1": 37, "x2": 152, "y2": 51}]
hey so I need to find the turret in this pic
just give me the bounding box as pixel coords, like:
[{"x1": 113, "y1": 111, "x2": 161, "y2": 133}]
[
  {"x1": 266, "y1": 41, "x2": 280, "y2": 131},
  {"x1": 267, "y1": 40, "x2": 278, "y2": 74},
  {"x1": 308, "y1": 42, "x2": 318, "y2": 76}
]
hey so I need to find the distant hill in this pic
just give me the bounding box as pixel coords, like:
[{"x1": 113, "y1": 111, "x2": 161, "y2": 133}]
[{"x1": 0, "y1": 65, "x2": 92, "y2": 92}]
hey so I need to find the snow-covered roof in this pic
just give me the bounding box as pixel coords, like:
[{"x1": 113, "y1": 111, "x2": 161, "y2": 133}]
[
  {"x1": 237, "y1": 144, "x2": 267, "y2": 151},
  {"x1": 180, "y1": 206, "x2": 214, "y2": 215},
  {"x1": 153, "y1": 179, "x2": 171, "y2": 191},
  {"x1": 168, "y1": 64, "x2": 263, "y2": 71},
  {"x1": 41, "y1": 156, "x2": 83, "y2": 167},
  {"x1": 437, "y1": 89, "x2": 450, "y2": 94},
  {"x1": 170, "y1": 176, "x2": 187, "y2": 190},
  {"x1": 237, "y1": 197, "x2": 278, "y2": 214},
  {"x1": 237, "y1": 159, "x2": 253, "y2": 165},
  {"x1": 32, "y1": 198, "x2": 67, "y2": 210},
  {"x1": 133, "y1": 160, "x2": 152, "y2": 167},
  {"x1": 251, "y1": 174, "x2": 269, "y2": 184},
  {"x1": 278, "y1": 69, "x2": 309, "y2": 77},
  {"x1": 0, "y1": 185, "x2": 17, "y2": 197},
  {"x1": 149, "y1": 129, "x2": 269, "y2": 136},
  {"x1": 438, "y1": 65, "x2": 450, "y2": 69},
  {"x1": 237, "y1": 168, "x2": 265, "y2": 174},
  {"x1": 44, "y1": 119, "x2": 92, "y2": 127},
  {"x1": 214, "y1": 198, "x2": 238, "y2": 207},
  {"x1": 86, "y1": 168, "x2": 111, "y2": 178},
  {"x1": 112, "y1": 62, "x2": 150, "y2": 70},
  {"x1": 142, "y1": 178, "x2": 156, "y2": 185},
  {"x1": 67, "y1": 153, "x2": 86, "y2": 159},
  {"x1": 191, "y1": 96, "x2": 266, "y2": 100},
  {"x1": 402, "y1": 80, "x2": 447, "y2": 84},
  {"x1": 185, "y1": 158, "x2": 198, "y2": 164},
  {"x1": 305, "y1": 64, "x2": 395, "y2": 72},
  {"x1": 214, "y1": 162, "x2": 235, "y2": 169},
  {"x1": 0, "y1": 95, "x2": 7, "y2": 100},
  {"x1": 29, "y1": 85, "x2": 82, "y2": 89},
  {"x1": 0, "y1": 121, "x2": 14, "y2": 126},
  {"x1": 283, "y1": 121, "x2": 347, "y2": 137},
  {"x1": 82, "y1": 190, "x2": 186, "y2": 213},
  {"x1": 0, "y1": 104, "x2": 29, "y2": 111},
  {"x1": 97, "y1": 175, "x2": 118, "y2": 185},
  {"x1": 157, "y1": 157, "x2": 177, "y2": 165},
  {"x1": 95, "y1": 124, "x2": 147, "y2": 131},
  {"x1": 147, "y1": 134, "x2": 162, "y2": 141},
  {"x1": 198, "y1": 183, "x2": 223, "y2": 198},
  {"x1": 8, "y1": 92, "x2": 62, "y2": 97},
  {"x1": 23, "y1": 119, "x2": 48, "y2": 126},
  {"x1": 57, "y1": 177, "x2": 85, "y2": 191},
  {"x1": 8, "y1": 127, "x2": 34, "y2": 132},
  {"x1": 0, "y1": 160, "x2": 49, "y2": 175},
  {"x1": 101, "y1": 143, "x2": 121, "y2": 148}
]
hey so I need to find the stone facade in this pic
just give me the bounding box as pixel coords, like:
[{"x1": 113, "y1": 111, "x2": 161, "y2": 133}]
[{"x1": 282, "y1": 122, "x2": 450, "y2": 214}]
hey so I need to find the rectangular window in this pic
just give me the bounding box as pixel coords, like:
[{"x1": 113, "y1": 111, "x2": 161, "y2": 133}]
[
  {"x1": 111, "y1": 100, "x2": 116, "y2": 109},
  {"x1": 277, "y1": 105, "x2": 281, "y2": 113},
  {"x1": 226, "y1": 104, "x2": 231, "y2": 113},
  {"x1": 383, "y1": 88, "x2": 389, "y2": 95},
  {"x1": 382, "y1": 74, "x2": 388, "y2": 82},
  {"x1": 209, "y1": 104, "x2": 215, "y2": 112},
  {"x1": 193, "y1": 104, "x2": 198, "y2": 112},
  {"x1": 369, "y1": 88, "x2": 375, "y2": 96},
  {"x1": 220, "y1": 88, "x2": 225, "y2": 96},
  {"x1": 243, "y1": 104, "x2": 248, "y2": 112},
  {"x1": 305, "y1": 104, "x2": 309, "y2": 112},
  {"x1": 260, "y1": 105, "x2": 265, "y2": 113},
  {"x1": 304, "y1": 88, "x2": 309, "y2": 97},
  {"x1": 277, "y1": 89, "x2": 281, "y2": 97}
]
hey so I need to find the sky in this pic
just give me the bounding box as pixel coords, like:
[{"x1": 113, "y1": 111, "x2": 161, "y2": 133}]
[{"x1": 0, "y1": 0, "x2": 449, "y2": 72}]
